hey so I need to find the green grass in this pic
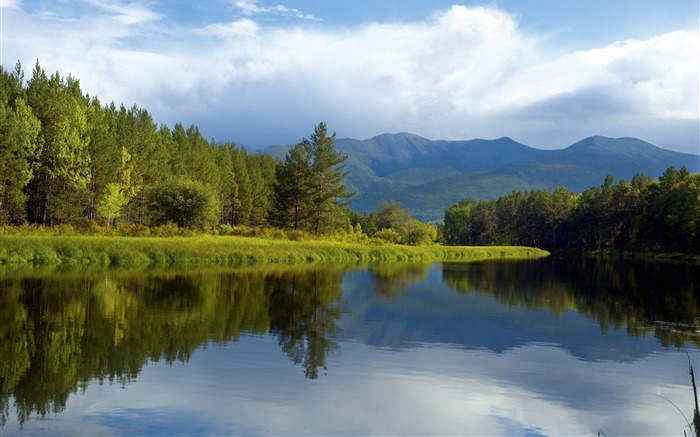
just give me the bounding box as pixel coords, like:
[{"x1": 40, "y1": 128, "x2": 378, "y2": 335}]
[{"x1": 0, "y1": 234, "x2": 549, "y2": 268}]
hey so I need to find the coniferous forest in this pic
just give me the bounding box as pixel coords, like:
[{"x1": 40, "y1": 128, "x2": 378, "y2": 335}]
[
  {"x1": 1, "y1": 61, "x2": 698, "y2": 253},
  {"x1": 0, "y1": 61, "x2": 353, "y2": 235}
]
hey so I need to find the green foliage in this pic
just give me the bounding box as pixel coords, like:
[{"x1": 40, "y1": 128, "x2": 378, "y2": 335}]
[
  {"x1": 272, "y1": 135, "x2": 316, "y2": 230},
  {"x1": 84, "y1": 96, "x2": 119, "y2": 221},
  {"x1": 96, "y1": 183, "x2": 129, "y2": 228},
  {"x1": 374, "y1": 228, "x2": 404, "y2": 244},
  {"x1": 308, "y1": 122, "x2": 354, "y2": 234},
  {"x1": 146, "y1": 179, "x2": 221, "y2": 230},
  {"x1": 0, "y1": 93, "x2": 41, "y2": 224},
  {"x1": 442, "y1": 167, "x2": 700, "y2": 254},
  {"x1": 368, "y1": 200, "x2": 437, "y2": 245},
  {"x1": 26, "y1": 64, "x2": 91, "y2": 225},
  {"x1": 95, "y1": 148, "x2": 135, "y2": 229},
  {"x1": 272, "y1": 122, "x2": 352, "y2": 234}
]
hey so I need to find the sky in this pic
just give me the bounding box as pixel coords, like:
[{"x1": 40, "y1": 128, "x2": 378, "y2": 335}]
[{"x1": 0, "y1": 0, "x2": 698, "y2": 153}]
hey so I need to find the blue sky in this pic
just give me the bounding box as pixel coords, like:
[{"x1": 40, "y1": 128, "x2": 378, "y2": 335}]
[{"x1": 1, "y1": 0, "x2": 698, "y2": 153}]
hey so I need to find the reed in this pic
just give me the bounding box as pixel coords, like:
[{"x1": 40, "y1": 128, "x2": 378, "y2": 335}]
[{"x1": 0, "y1": 234, "x2": 548, "y2": 267}]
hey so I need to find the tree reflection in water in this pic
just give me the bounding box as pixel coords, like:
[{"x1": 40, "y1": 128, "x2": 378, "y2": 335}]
[
  {"x1": 1, "y1": 258, "x2": 699, "y2": 427},
  {"x1": 0, "y1": 267, "x2": 343, "y2": 426},
  {"x1": 442, "y1": 257, "x2": 700, "y2": 348}
]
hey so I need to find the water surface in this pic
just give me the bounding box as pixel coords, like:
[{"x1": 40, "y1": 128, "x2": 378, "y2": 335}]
[{"x1": 1, "y1": 258, "x2": 699, "y2": 436}]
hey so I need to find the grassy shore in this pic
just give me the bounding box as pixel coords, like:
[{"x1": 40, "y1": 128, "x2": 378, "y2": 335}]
[{"x1": 0, "y1": 234, "x2": 549, "y2": 268}]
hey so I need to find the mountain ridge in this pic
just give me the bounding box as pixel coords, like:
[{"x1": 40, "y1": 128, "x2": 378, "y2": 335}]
[{"x1": 258, "y1": 133, "x2": 700, "y2": 221}]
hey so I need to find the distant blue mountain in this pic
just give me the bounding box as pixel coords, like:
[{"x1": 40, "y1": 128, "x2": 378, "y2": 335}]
[{"x1": 259, "y1": 133, "x2": 700, "y2": 221}]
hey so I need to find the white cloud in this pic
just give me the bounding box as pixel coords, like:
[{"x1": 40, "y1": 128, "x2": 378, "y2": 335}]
[
  {"x1": 0, "y1": 0, "x2": 21, "y2": 10},
  {"x1": 86, "y1": 0, "x2": 161, "y2": 25},
  {"x1": 2, "y1": 3, "x2": 697, "y2": 152},
  {"x1": 235, "y1": 0, "x2": 321, "y2": 21}
]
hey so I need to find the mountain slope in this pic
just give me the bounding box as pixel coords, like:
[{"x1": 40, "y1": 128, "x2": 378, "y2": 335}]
[{"x1": 258, "y1": 134, "x2": 699, "y2": 221}]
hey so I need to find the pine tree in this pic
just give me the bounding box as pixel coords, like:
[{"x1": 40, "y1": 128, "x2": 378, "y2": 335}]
[
  {"x1": 85, "y1": 97, "x2": 119, "y2": 221},
  {"x1": 272, "y1": 140, "x2": 314, "y2": 231},
  {"x1": 272, "y1": 123, "x2": 353, "y2": 234},
  {"x1": 216, "y1": 142, "x2": 238, "y2": 225},
  {"x1": 308, "y1": 122, "x2": 353, "y2": 234},
  {"x1": 231, "y1": 147, "x2": 253, "y2": 226},
  {"x1": 26, "y1": 64, "x2": 91, "y2": 225},
  {"x1": 118, "y1": 105, "x2": 166, "y2": 224},
  {"x1": 0, "y1": 91, "x2": 41, "y2": 224}
]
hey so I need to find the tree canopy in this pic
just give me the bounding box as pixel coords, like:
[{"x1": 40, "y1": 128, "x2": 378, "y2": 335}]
[
  {"x1": 272, "y1": 122, "x2": 353, "y2": 234},
  {"x1": 0, "y1": 62, "x2": 352, "y2": 234},
  {"x1": 441, "y1": 167, "x2": 700, "y2": 253}
]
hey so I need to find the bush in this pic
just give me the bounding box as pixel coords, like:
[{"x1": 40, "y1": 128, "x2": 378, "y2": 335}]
[
  {"x1": 151, "y1": 223, "x2": 189, "y2": 237},
  {"x1": 374, "y1": 228, "x2": 404, "y2": 244},
  {"x1": 405, "y1": 220, "x2": 438, "y2": 245},
  {"x1": 146, "y1": 179, "x2": 220, "y2": 230},
  {"x1": 115, "y1": 222, "x2": 152, "y2": 237}
]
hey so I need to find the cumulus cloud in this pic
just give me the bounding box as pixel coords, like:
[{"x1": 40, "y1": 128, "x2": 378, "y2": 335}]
[{"x1": 2, "y1": 3, "x2": 697, "y2": 152}]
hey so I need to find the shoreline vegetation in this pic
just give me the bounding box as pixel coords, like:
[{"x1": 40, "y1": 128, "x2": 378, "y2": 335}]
[{"x1": 0, "y1": 231, "x2": 548, "y2": 268}]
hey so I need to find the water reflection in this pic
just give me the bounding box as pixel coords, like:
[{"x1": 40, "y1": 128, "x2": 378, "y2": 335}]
[
  {"x1": 442, "y1": 258, "x2": 700, "y2": 348},
  {"x1": 1, "y1": 258, "x2": 699, "y2": 434},
  {"x1": 368, "y1": 263, "x2": 431, "y2": 300},
  {"x1": 0, "y1": 267, "x2": 344, "y2": 427},
  {"x1": 267, "y1": 271, "x2": 342, "y2": 379}
]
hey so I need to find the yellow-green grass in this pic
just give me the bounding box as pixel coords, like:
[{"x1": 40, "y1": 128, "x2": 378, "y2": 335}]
[{"x1": 0, "y1": 234, "x2": 549, "y2": 268}]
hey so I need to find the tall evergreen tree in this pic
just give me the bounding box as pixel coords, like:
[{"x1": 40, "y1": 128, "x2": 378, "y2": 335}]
[
  {"x1": 85, "y1": 97, "x2": 119, "y2": 221},
  {"x1": 272, "y1": 140, "x2": 314, "y2": 230},
  {"x1": 0, "y1": 91, "x2": 41, "y2": 224},
  {"x1": 308, "y1": 122, "x2": 353, "y2": 234},
  {"x1": 231, "y1": 147, "x2": 253, "y2": 226},
  {"x1": 26, "y1": 64, "x2": 91, "y2": 225},
  {"x1": 216, "y1": 142, "x2": 238, "y2": 225},
  {"x1": 247, "y1": 154, "x2": 277, "y2": 227},
  {"x1": 118, "y1": 105, "x2": 166, "y2": 224}
]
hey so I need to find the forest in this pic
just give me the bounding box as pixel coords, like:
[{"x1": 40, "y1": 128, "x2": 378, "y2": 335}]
[
  {"x1": 441, "y1": 167, "x2": 700, "y2": 254},
  {"x1": 0, "y1": 62, "x2": 353, "y2": 232}
]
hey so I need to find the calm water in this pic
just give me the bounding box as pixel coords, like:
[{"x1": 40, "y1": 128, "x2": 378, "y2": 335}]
[{"x1": 1, "y1": 257, "x2": 700, "y2": 436}]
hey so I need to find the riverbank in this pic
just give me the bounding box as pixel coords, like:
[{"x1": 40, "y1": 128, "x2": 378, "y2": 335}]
[{"x1": 0, "y1": 234, "x2": 549, "y2": 267}]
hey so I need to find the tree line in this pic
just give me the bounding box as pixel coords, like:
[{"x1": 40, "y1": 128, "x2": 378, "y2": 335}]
[
  {"x1": 442, "y1": 166, "x2": 700, "y2": 253},
  {"x1": 0, "y1": 61, "x2": 353, "y2": 234},
  {"x1": 4, "y1": 61, "x2": 696, "y2": 252}
]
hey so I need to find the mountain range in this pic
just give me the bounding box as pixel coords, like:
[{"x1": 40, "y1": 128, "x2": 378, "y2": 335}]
[{"x1": 259, "y1": 134, "x2": 700, "y2": 222}]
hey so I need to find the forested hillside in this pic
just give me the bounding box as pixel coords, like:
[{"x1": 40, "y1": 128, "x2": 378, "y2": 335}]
[
  {"x1": 262, "y1": 133, "x2": 699, "y2": 221},
  {"x1": 0, "y1": 62, "x2": 350, "y2": 234}
]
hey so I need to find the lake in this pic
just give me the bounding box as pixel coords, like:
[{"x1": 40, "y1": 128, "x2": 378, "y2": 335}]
[{"x1": 1, "y1": 257, "x2": 699, "y2": 436}]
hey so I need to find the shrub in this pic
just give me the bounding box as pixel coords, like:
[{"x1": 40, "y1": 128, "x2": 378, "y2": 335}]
[
  {"x1": 115, "y1": 222, "x2": 151, "y2": 237},
  {"x1": 151, "y1": 223, "x2": 184, "y2": 237},
  {"x1": 146, "y1": 179, "x2": 221, "y2": 230},
  {"x1": 374, "y1": 228, "x2": 404, "y2": 244}
]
